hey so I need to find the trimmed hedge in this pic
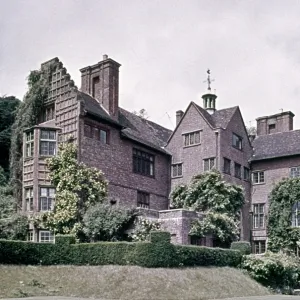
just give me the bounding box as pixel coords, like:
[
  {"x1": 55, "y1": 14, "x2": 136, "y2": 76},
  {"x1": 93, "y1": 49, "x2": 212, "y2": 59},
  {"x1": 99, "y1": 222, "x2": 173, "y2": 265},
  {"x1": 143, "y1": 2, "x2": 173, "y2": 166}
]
[
  {"x1": 230, "y1": 241, "x2": 251, "y2": 255},
  {"x1": 0, "y1": 232, "x2": 242, "y2": 268}
]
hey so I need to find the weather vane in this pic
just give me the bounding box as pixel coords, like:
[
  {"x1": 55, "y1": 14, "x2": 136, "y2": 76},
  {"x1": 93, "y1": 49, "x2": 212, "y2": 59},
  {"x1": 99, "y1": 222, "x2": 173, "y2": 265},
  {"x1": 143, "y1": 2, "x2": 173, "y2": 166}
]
[{"x1": 203, "y1": 69, "x2": 214, "y2": 90}]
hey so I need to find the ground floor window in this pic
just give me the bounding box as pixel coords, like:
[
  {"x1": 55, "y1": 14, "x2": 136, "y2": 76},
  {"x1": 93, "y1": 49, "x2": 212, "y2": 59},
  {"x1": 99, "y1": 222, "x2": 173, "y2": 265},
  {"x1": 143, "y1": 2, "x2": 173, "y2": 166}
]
[
  {"x1": 137, "y1": 191, "x2": 150, "y2": 209},
  {"x1": 253, "y1": 240, "x2": 266, "y2": 254},
  {"x1": 39, "y1": 231, "x2": 54, "y2": 243},
  {"x1": 28, "y1": 230, "x2": 34, "y2": 242},
  {"x1": 190, "y1": 236, "x2": 206, "y2": 246}
]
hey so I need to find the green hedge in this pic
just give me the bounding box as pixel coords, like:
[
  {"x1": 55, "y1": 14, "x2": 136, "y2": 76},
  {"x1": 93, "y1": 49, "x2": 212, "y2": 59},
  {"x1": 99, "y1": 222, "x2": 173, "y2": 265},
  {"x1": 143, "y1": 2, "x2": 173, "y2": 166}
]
[
  {"x1": 230, "y1": 241, "x2": 251, "y2": 255},
  {"x1": 0, "y1": 232, "x2": 242, "y2": 268}
]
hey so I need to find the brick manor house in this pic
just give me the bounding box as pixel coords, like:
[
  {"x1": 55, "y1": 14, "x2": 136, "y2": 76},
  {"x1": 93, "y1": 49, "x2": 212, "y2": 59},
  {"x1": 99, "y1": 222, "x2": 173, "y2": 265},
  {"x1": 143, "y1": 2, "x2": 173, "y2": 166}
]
[{"x1": 22, "y1": 55, "x2": 300, "y2": 253}]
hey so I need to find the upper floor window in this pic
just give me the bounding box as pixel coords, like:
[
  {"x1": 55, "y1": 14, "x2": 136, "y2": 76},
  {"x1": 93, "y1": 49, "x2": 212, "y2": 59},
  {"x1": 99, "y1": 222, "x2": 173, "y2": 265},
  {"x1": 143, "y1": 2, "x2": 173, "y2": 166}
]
[
  {"x1": 172, "y1": 163, "x2": 183, "y2": 178},
  {"x1": 41, "y1": 105, "x2": 55, "y2": 122},
  {"x1": 137, "y1": 191, "x2": 150, "y2": 209},
  {"x1": 40, "y1": 187, "x2": 55, "y2": 211},
  {"x1": 84, "y1": 123, "x2": 109, "y2": 144},
  {"x1": 252, "y1": 171, "x2": 265, "y2": 184},
  {"x1": 133, "y1": 148, "x2": 154, "y2": 177},
  {"x1": 234, "y1": 162, "x2": 242, "y2": 179},
  {"x1": 268, "y1": 123, "x2": 276, "y2": 134},
  {"x1": 25, "y1": 187, "x2": 33, "y2": 212},
  {"x1": 203, "y1": 158, "x2": 215, "y2": 172},
  {"x1": 223, "y1": 158, "x2": 231, "y2": 175},
  {"x1": 183, "y1": 131, "x2": 201, "y2": 147},
  {"x1": 40, "y1": 130, "x2": 56, "y2": 156},
  {"x1": 253, "y1": 240, "x2": 266, "y2": 254},
  {"x1": 253, "y1": 204, "x2": 265, "y2": 229},
  {"x1": 290, "y1": 167, "x2": 300, "y2": 178},
  {"x1": 243, "y1": 167, "x2": 250, "y2": 181},
  {"x1": 25, "y1": 131, "x2": 34, "y2": 158},
  {"x1": 292, "y1": 202, "x2": 300, "y2": 227},
  {"x1": 39, "y1": 231, "x2": 54, "y2": 243},
  {"x1": 232, "y1": 133, "x2": 242, "y2": 150}
]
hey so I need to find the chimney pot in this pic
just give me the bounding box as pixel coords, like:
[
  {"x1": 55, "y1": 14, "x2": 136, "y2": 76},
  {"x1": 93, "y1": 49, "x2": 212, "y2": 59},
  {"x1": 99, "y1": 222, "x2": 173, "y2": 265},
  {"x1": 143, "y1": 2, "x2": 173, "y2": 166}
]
[{"x1": 103, "y1": 54, "x2": 108, "y2": 60}]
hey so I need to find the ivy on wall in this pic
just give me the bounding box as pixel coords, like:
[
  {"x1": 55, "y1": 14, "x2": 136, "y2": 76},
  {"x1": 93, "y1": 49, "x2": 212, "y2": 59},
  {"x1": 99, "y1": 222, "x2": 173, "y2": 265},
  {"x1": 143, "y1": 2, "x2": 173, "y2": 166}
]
[
  {"x1": 10, "y1": 64, "x2": 57, "y2": 207},
  {"x1": 267, "y1": 177, "x2": 300, "y2": 252}
]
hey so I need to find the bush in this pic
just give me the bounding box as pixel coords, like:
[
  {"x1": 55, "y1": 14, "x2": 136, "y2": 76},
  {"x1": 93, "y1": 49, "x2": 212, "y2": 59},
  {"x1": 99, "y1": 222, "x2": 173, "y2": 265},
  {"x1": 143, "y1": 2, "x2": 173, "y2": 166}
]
[
  {"x1": 176, "y1": 245, "x2": 242, "y2": 267},
  {"x1": 0, "y1": 231, "x2": 242, "y2": 268},
  {"x1": 241, "y1": 251, "x2": 300, "y2": 293},
  {"x1": 230, "y1": 241, "x2": 251, "y2": 255}
]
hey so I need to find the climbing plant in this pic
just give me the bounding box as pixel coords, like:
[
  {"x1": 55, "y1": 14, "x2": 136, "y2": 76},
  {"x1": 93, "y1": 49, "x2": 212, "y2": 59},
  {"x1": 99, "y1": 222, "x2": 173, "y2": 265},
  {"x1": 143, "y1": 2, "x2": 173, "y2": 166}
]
[
  {"x1": 267, "y1": 177, "x2": 300, "y2": 252},
  {"x1": 36, "y1": 143, "x2": 108, "y2": 238},
  {"x1": 10, "y1": 65, "x2": 56, "y2": 207},
  {"x1": 170, "y1": 170, "x2": 244, "y2": 247}
]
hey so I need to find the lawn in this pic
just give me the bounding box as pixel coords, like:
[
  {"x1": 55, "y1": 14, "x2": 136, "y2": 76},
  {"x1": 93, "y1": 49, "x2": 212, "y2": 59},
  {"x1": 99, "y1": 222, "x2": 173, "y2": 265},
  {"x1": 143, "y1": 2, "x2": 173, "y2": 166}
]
[{"x1": 0, "y1": 265, "x2": 270, "y2": 299}]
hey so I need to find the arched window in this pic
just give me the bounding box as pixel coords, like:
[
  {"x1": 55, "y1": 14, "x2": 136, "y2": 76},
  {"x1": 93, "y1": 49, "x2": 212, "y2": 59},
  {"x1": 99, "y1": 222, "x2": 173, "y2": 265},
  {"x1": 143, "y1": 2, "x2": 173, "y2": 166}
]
[{"x1": 292, "y1": 202, "x2": 300, "y2": 227}]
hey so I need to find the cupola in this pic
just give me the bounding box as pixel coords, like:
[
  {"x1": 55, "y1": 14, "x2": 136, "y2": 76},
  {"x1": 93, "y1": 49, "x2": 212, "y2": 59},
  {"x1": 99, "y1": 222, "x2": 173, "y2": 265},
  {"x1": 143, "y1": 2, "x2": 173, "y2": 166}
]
[{"x1": 202, "y1": 69, "x2": 217, "y2": 114}]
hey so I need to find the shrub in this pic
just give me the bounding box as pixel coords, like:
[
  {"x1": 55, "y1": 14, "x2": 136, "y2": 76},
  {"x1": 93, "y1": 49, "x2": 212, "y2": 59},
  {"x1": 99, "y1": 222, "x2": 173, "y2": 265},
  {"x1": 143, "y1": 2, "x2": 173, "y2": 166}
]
[
  {"x1": 176, "y1": 245, "x2": 242, "y2": 267},
  {"x1": 83, "y1": 203, "x2": 137, "y2": 242},
  {"x1": 130, "y1": 218, "x2": 161, "y2": 242},
  {"x1": 241, "y1": 251, "x2": 300, "y2": 293},
  {"x1": 230, "y1": 241, "x2": 251, "y2": 255},
  {"x1": 0, "y1": 232, "x2": 242, "y2": 268}
]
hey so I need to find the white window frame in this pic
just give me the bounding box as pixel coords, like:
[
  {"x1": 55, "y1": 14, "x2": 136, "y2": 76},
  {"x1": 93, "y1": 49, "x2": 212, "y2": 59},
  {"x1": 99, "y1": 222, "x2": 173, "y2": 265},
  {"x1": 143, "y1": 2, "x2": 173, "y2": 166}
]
[
  {"x1": 203, "y1": 158, "x2": 215, "y2": 172},
  {"x1": 290, "y1": 167, "x2": 300, "y2": 178},
  {"x1": 232, "y1": 133, "x2": 242, "y2": 150},
  {"x1": 183, "y1": 130, "x2": 201, "y2": 147},
  {"x1": 292, "y1": 202, "x2": 300, "y2": 227},
  {"x1": 253, "y1": 240, "x2": 266, "y2": 254},
  {"x1": 28, "y1": 231, "x2": 34, "y2": 242},
  {"x1": 25, "y1": 131, "x2": 34, "y2": 158},
  {"x1": 172, "y1": 163, "x2": 183, "y2": 178},
  {"x1": 39, "y1": 187, "x2": 55, "y2": 211},
  {"x1": 39, "y1": 231, "x2": 54, "y2": 243},
  {"x1": 252, "y1": 171, "x2": 265, "y2": 184},
  {"x1": 253, "y1": 204, "x2": 265, "y2": 229},
  {"x1": 25, "y1": 187, "x2": 34, "y2": 212},
  {"x1": 40, "y1": 130, "x2": 56, "y2": 156}
]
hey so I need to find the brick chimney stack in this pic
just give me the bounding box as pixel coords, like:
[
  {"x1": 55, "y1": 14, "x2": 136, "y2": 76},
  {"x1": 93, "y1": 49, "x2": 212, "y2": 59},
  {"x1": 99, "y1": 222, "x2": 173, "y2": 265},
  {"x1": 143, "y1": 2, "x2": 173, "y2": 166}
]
[
  {"x1": 256, "y1": 111, "x2": 294, "y2": 136},
  {"x1": 80, "y1": 55, "x2": 121, "y2": 120},
  {"x1": 176, "y1": 110, "x2": 184, "y2": 126}
]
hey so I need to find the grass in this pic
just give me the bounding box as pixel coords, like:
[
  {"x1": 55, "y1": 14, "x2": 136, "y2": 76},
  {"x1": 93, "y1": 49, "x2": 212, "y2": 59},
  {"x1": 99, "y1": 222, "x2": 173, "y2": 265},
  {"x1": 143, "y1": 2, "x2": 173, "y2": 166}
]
[{"x1": 0, "y1": 265, "x2": 270, "y2": 299}]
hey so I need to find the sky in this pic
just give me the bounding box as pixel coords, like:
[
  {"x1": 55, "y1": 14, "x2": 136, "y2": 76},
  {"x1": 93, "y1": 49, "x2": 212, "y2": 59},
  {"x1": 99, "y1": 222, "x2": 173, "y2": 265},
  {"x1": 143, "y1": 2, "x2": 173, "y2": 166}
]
[{"x1": 1, "y1": 0, "x2": 300, "y2": 130}]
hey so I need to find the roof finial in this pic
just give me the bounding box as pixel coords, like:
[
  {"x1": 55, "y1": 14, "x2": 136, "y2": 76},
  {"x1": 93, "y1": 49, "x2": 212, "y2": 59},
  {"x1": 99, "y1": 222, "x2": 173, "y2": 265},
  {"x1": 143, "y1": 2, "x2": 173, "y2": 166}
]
[{"x1": 203, "y1": 69, "x2": 214, "y2": 90}]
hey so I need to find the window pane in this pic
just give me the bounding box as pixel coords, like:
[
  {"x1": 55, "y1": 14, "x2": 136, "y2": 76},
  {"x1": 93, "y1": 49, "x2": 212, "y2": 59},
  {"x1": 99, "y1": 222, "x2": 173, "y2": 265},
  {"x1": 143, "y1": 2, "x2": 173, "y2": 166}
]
[
  {"x1": 100, "y1": 130, "x2": 107, "y2": 144},
  {"x1": 190, "y1": 133, "x2": 194, "y2": 145},
  {"x1": 49, "y1": 131, "x2": 56, "y2": 140},
  {"x1": 172, "y1": 165, "x2": 177, "y2": 177},
  {"x1": 178, "y1": 164, "x2": 182, "y2": 176},
  {"x1": 195, "y1": 132, "x2": 200, "y2": 144},
  {"x1": 40, "y1": 188, "x2": 47, "y2": 197},
  {"x1": 41, "y1": 130, "x2": 49, "y2": 139},
  {"x1": 259, "y1": 172, "x2": 265, "y2": 183},
  {"x1": 184, "y1": 135, "x2": 189, "y2": 146}
]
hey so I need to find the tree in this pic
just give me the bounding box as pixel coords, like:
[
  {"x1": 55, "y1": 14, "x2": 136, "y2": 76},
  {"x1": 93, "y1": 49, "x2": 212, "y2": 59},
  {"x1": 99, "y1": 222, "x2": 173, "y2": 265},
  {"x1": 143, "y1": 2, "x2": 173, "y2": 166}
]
[
  {"x1": 133, "y1": 108, "x2": 149, "y2": 119},
  {"x1": 37, "y1": 143, "x2": 108, "y2": 238},
  {"x1": 246, "y1": 126, "x2": 257, "y2": 136},
  {"x1": 0, "y1": 96, "x2": 20, "y2": 176},
  {"x1": 170, "y1": 170, "x2": 244, "y2": 247},
  {"x1": 267, "y1": 177, "x2": 300, "y2": 252},
  {"x1": 83, "y1": 203, "x2": 137, "y2": 242},
  {"x1": 0, "y1": 185, "x2": 28, "y2": 240}
]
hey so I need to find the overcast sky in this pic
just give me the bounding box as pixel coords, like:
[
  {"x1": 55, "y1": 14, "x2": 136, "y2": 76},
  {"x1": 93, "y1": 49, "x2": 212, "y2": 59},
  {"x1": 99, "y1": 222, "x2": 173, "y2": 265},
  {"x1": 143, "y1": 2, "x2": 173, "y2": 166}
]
[{"x1": 1, "y1": 0, "x2": 300, "y2": 130}]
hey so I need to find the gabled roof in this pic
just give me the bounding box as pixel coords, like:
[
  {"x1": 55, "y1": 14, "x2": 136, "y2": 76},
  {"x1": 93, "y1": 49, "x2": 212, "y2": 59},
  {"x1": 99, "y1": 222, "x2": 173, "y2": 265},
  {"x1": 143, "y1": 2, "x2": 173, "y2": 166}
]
[
  {"x1": 167, "y1": 102, "x2": 239, "y2": 143},
  {"x1": 191, "y1": 103, "x2": 238, "y2": 130},
  {"x1": 119, "y1": 108, "x2": 172, "y2": 154},
  {"x1": 251, "y1": 130, "x2": 300, "y2": 161},
  {"x1": 79, "y1": 91, "x2": 172, "y2": 154}
]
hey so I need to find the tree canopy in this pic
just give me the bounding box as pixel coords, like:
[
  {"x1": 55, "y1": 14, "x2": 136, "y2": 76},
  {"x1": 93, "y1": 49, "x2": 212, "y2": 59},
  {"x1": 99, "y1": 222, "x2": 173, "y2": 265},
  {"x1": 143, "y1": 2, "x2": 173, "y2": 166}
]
[
  {"x1": 170, "y1": 170, "x2": 244, "y2": 247},
  {"x1": 37, "y1": 143, "x2": 108, "y2": 238},
  {"x1": 0, "y1": 96, "x2": 20, "y2": 176}
]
